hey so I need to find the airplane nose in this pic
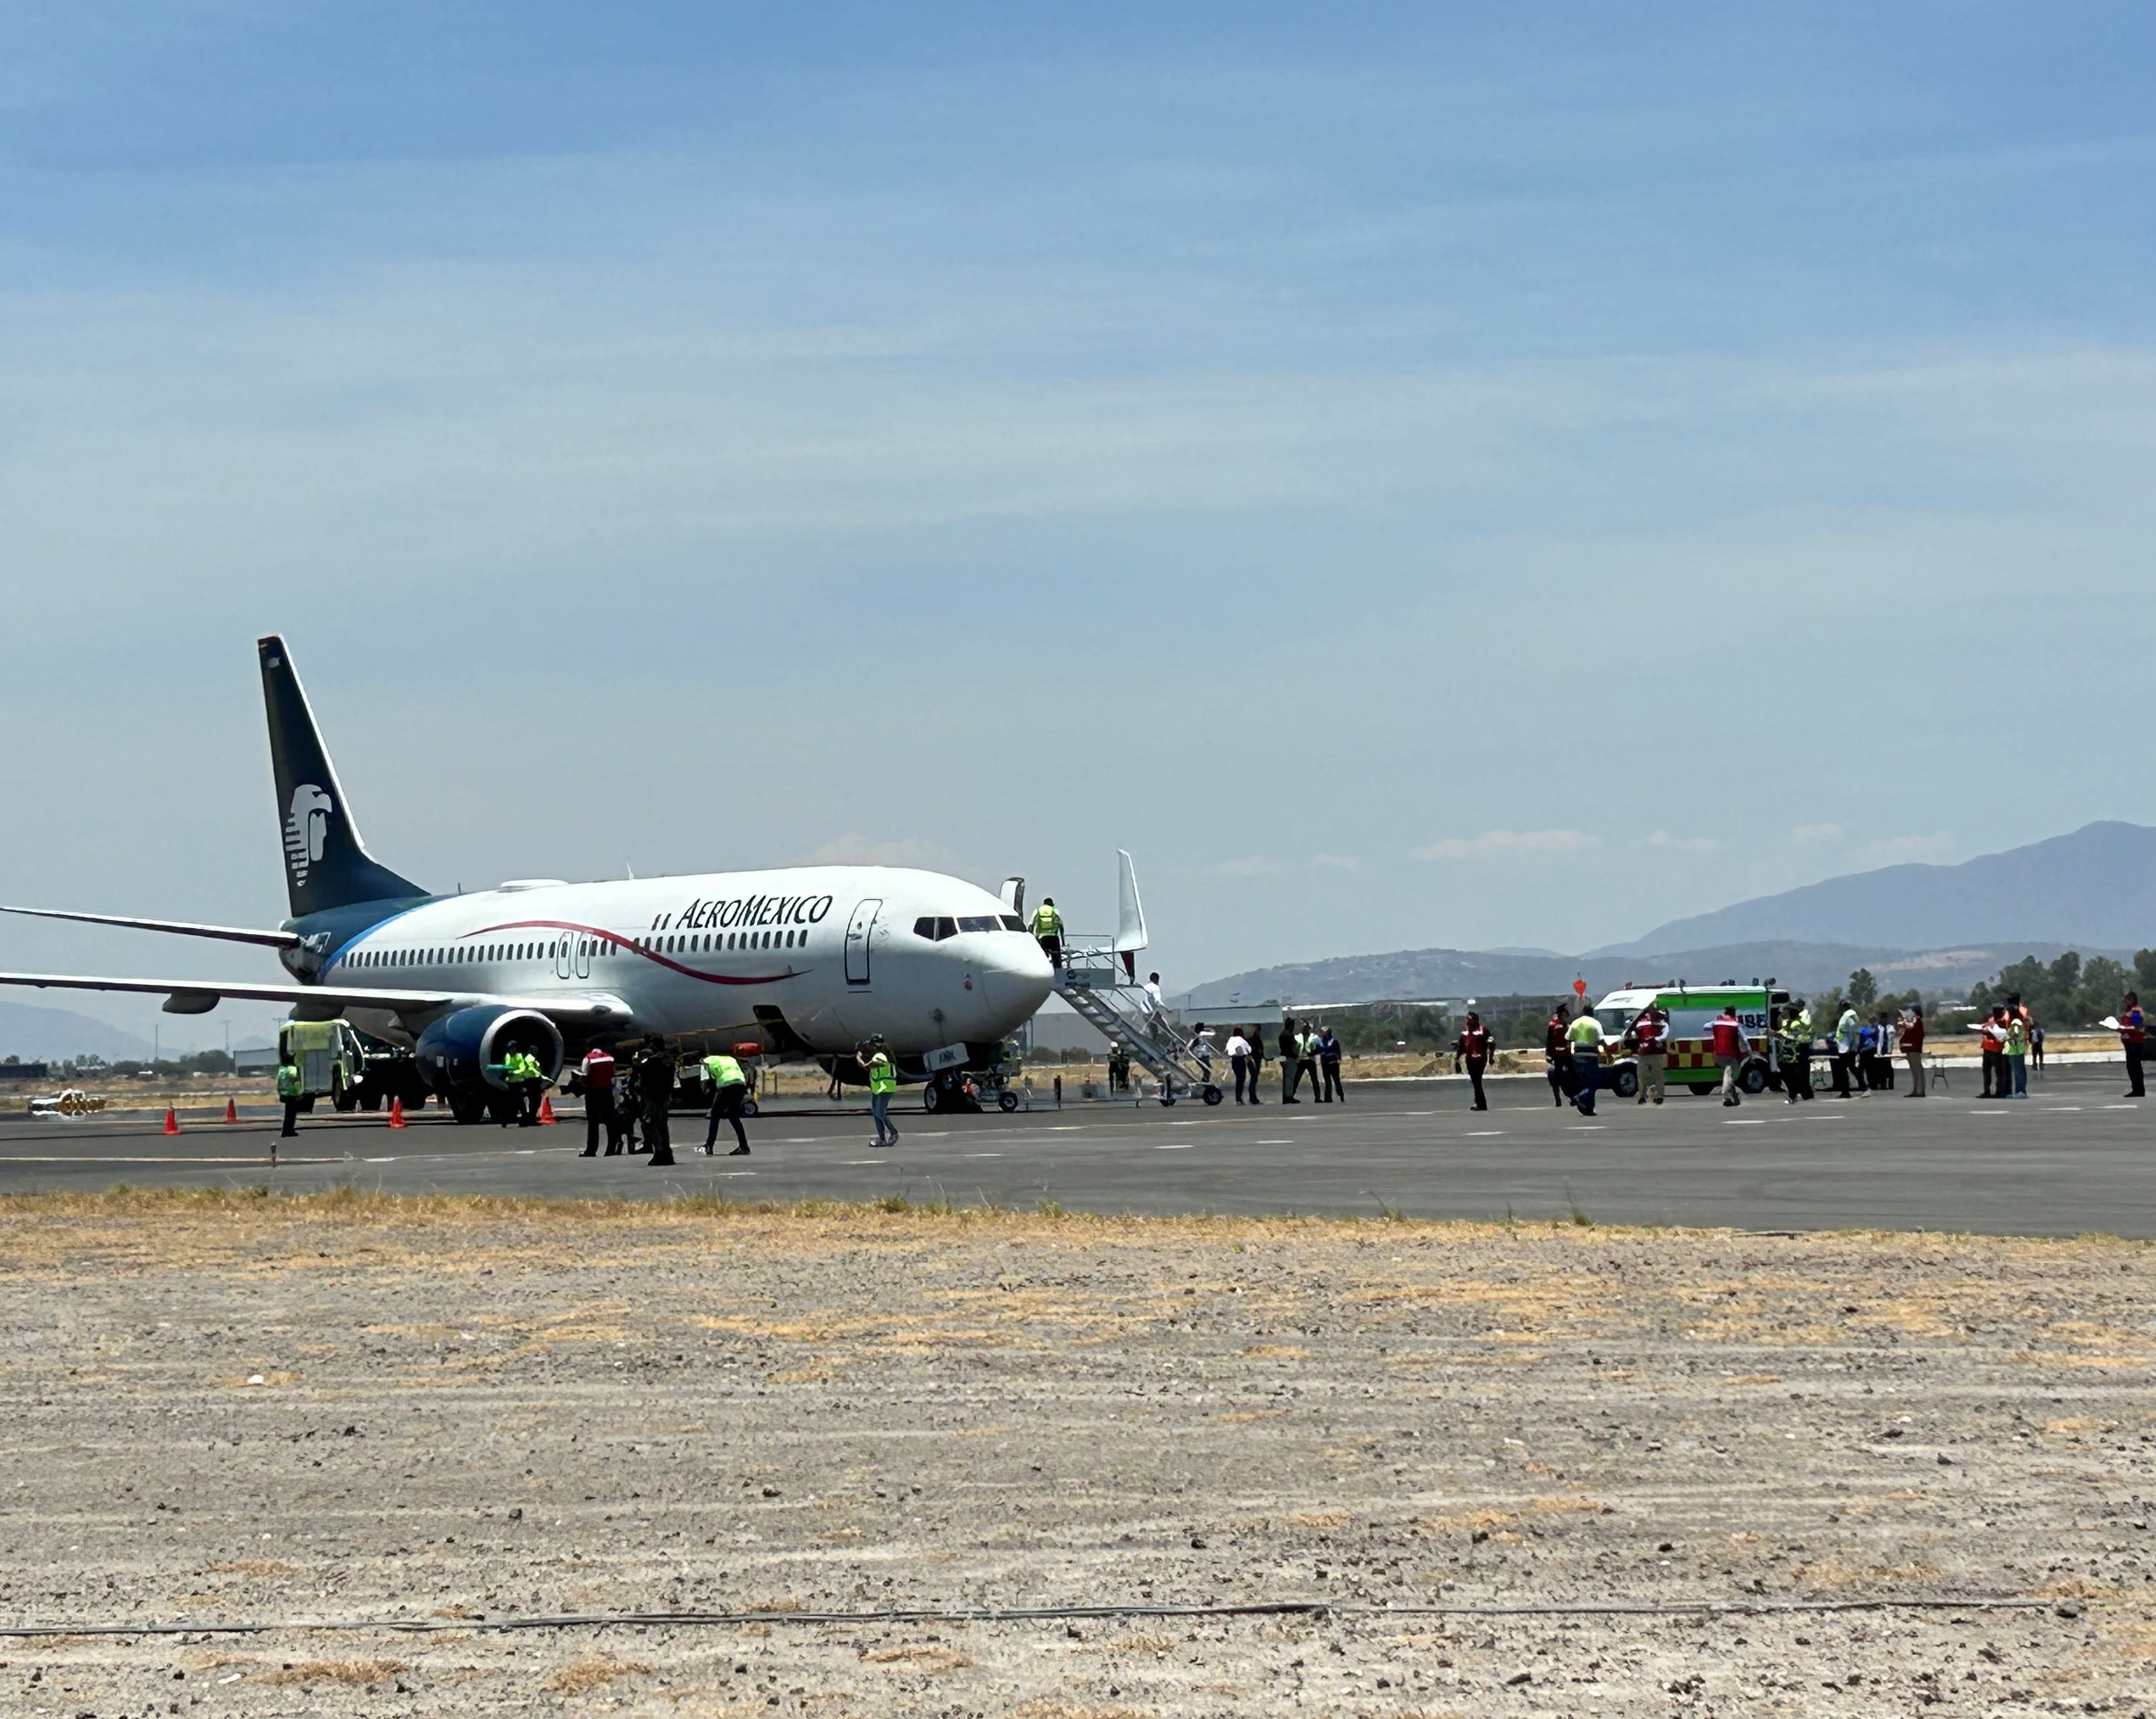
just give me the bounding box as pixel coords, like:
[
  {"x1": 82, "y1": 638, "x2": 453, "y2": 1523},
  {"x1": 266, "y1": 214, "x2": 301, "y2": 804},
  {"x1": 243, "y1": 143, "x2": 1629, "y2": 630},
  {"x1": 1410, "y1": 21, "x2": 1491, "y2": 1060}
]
[{"x1": 976, "y1": 936, "x2": 1054, "y2": 1027}]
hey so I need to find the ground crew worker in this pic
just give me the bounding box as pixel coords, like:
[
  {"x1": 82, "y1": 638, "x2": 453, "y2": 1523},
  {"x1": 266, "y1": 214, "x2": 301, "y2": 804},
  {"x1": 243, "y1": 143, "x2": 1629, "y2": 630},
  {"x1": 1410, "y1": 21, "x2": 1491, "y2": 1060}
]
[
  {"x1": 520, "y1": 1048, "x2": 548, "y2": 1126},
  {"x1": 1566, "y1": 1007, "x2": 1605, "y2": 1116},
  {"x1": 1778, "y1": 1001, "x2": 1815, "y2": 1104},
  {"x1": 1630, "y1": 1001, "x2": 1669, "y2": 1105},
  {"x1": 1029, "y1": 898, "x2": 1064, "y2": 969},
  {"x1": 1898, "y1": 1004, "x2": 1927, "y2": 1097},
  {"x1": 1830, "y1": 1003, "x2": 1863, "y2": 1098},
  {"x1": 2003, "y1": 1012, "x2": 2029, "y2": 1099},
  {"x1": 1708, "y1": 1004, "x2": 1750, "y2": 1107},
  {"x1": 578, "y1": 1044, "x2": 622, "y2": 1156},
  {"x1": 1295, "y1": 1022, "x2": 1322, "y2": 1103},
  {"x1": 701, "y1": 1050, "x2": 752, "y2": 1155},
  {"x1": 2120, "y1": 991, "x2": 2145, "y2": 1098},
  {"x1": 1278, "y1": 1018, "x2": 1301, "y2": 1103},
  {"x1": 633, "y1": 1038, "x2": 678, "y2": 1166},
  {"x1": 275, "y1": 1058, "x2": 303, "y2": 1139},
  {"x1": 859, "y1": 1036, "x2": 899, "y2": 1148},
  {"x1": 1454, "y1": 1011, "x2": 1493, "y2": 1111},
  {"x1": 1318, "y1": 1026, "x2": 1344, "y2": 1104}
]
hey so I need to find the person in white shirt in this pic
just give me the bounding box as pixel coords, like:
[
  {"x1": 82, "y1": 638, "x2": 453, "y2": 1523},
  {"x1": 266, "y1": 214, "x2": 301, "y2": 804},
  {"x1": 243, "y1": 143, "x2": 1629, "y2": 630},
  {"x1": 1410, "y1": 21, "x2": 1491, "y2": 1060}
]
[{"x1": 1225, "y1": 1030, "x2": 1254, "y2": 1103}]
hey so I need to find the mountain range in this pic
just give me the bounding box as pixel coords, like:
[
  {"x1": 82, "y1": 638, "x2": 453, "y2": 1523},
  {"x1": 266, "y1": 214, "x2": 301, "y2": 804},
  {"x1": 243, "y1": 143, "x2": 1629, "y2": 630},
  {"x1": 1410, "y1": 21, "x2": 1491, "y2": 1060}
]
[
  {"x1": 0, "y1": 1001, "x2": 155, "y2": 1063},
  {"x1": 1184, "y1": 821, "x2": 2153, "y2": 1010}
]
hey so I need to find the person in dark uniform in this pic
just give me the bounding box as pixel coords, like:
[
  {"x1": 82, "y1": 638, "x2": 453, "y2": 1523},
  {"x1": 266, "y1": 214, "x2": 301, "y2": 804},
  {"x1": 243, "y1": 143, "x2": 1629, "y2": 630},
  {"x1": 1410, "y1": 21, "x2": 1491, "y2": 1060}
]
[
  {"x1": 1454, "y1": 1011, "x2": 1493, "y2": 1111},
  {"x1": 2121, "y1": 991, "x2": 2146, "y2": 1098},
  {"x1": 578, "y1": 1044, "x2": 621, "y2": 1156},
  {"x1": 635, "y1": 1038, "x2": 678, "y2": 1166},
  {"x1": 275, "y1": 1058, "x2": 303, "y2": 1139},
  {"x1": 616, "y1": 1054, "x2": 641, "y2": 1153},
  {"x1": 1318, "y1": 1027, "x2": 1344, "y2": 1103},
  {"x1": 1277, "y1": 1017, "x2": 1302, "y2": 1102}
]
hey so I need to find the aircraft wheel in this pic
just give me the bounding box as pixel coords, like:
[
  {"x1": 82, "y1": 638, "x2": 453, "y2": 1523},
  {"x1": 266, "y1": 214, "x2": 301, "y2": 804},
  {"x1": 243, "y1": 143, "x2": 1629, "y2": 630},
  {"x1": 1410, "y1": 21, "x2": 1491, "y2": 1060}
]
[
  {"x1": 332, "y1": 1083, "x2": 357, "y2": 1113},
  {"x1": 449, "y1": 1092, "x2": 487, "y2": 1125},
  {"x1": 998, "y1": 1089, "x2": 1020, "y2": 1113},
  {"x1": 742, "y1": 1098, "x2": 759, "y2": 1118},
  {"x1": 1202, "y1": 1084, "x2": 1223, "y2": 1107},
  {"x1": 921, "y1": 1082, "x2": 943, "y2": 1115}
]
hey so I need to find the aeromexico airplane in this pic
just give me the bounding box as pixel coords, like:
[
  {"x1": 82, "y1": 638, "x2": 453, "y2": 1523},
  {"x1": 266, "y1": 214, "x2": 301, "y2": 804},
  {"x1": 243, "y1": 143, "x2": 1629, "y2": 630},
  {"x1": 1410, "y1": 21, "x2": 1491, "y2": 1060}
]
[{"x1": 0, "y1": 636, "x2": 1065, "y2": 1121}]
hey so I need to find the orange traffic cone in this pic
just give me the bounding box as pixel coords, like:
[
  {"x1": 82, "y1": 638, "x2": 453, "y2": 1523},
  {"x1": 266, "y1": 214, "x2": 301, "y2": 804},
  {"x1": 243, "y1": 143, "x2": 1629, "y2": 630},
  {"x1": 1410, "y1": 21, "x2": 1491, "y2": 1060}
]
[
  {"x1": 537, "y1": 1095, "x2": 558, "y2": 1125},
  {"x1": 162, "y1": 1106, "x2": 180, "y2": 1136},
  {"x1": 224, "y1": 1098, "x2": 240, "y2": 1124},
  {"x1": 388, "y1": 1097, "x2": 406, "y2": 1129}
]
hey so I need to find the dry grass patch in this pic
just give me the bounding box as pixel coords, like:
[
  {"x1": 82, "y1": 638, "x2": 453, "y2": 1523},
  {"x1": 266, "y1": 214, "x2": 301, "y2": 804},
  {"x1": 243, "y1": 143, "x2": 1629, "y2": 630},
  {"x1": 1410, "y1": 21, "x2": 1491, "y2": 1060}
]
[
  {"x1": 543, "y1": 1656, "x2": 656, "y2": 1693},
  {"x1": 261, "y1": 1658, "x2": 406, "y2": 1686}
]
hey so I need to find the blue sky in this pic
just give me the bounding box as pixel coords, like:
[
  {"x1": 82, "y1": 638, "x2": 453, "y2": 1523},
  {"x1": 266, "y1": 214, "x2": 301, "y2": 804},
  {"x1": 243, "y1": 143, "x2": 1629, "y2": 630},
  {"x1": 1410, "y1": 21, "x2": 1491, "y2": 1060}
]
[{"x1": 2, "y1": 3, "x2": 2151, "y2": 1044}]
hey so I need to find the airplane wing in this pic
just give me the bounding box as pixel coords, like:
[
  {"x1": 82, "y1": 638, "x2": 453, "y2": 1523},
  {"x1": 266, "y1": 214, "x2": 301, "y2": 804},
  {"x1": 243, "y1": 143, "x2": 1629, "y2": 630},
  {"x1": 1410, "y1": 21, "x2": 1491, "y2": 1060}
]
[
  {"x1": 0, "y1": 970, "x2": 632, "y2": 1027},
  {"x1": 1, "y1": 904, "x2": 301, "y2": 949}
]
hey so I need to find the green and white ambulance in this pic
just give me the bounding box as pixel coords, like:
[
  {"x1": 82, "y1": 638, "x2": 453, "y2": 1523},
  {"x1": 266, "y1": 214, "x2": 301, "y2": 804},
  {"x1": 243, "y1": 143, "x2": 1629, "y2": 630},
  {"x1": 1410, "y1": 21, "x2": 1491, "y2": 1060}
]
[{"x1": 1588, "y1": 982, "x2": 1791, "y2": 1097}]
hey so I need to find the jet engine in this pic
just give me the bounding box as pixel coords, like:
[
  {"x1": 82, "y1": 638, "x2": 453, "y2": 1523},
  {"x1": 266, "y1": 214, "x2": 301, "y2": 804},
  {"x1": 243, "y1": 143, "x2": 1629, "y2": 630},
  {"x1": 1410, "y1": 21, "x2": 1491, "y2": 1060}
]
[{"x1": 415, "y1": 1005, "x2": 563, "y2": 1114}]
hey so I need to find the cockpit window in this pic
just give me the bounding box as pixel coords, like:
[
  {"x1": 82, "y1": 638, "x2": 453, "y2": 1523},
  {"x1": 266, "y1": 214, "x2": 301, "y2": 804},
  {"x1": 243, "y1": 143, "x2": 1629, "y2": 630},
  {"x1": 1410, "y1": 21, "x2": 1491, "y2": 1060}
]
[
  {"x1": 1000, "y1": 914, "x2": 1023, "y2": 931},
  {"x1": 956, "y1": 915, "x2": 998, "y2": 933},
  {"x1": 913, "y1": 916, "x2": 958, "y2": 941}
]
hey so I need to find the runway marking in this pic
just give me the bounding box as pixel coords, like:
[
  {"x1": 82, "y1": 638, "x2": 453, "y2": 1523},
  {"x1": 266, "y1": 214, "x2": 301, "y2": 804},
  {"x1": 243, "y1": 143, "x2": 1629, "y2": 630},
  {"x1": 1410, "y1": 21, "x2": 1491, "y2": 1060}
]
[
  {"x1": 965, "y1": 1153, "x2": 1003, "y2": 1158},
  {"x1": 1043, "y1": 1126, "x2": 1086, "y2": 1132},
  {"x1": 1969, "y1": 1110, "x2": 2010, "y2": 1116},
  {"x1": 1155, "y1": 1144, "x2": 1196, "y2": 1150},
  {"x1": 516, "y1": 1150, "x2": 537, "y2": 1155},
  {"x1": 2104, "y1": 1104, "x2": 2140, "y2": 1111},
  {"x1": 364, "y1": 1157, "x2": 397, "y2": 1163},
  {"x1": 1463, "y1": 1130, "x2": 1504, "y2": 1137},
  {"x1": 1254, "y1": 1140, "x2": 1293, "y2": 1145},
  {"x1": 1725, "y1": 1120, "x2": 1766, "y2": 1126},
  {"x1": 1568, "y1": 1125, "x2": 1604, "y2": 1131}
]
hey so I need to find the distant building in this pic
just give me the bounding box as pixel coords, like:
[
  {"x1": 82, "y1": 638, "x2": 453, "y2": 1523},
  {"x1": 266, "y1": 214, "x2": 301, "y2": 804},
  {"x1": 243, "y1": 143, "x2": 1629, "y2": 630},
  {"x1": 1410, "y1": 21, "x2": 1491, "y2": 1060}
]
[
  {"x1": 0, "y1": 1060, "x2": 51, "y2": 1082},
  {"x1": 233, "y1": 1046, "x2": 279, "y2": 1076}
]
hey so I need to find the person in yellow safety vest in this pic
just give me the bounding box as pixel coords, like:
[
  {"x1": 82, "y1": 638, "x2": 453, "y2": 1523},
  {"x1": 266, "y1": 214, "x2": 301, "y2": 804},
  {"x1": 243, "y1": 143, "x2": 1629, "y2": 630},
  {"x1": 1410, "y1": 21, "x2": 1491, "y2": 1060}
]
[
  {"x1": 701, "y1": 1051, "x2": 752, "y2": 1155},
  {"x1": 1565, "y1": 1007, "x2": 1607, "y2": 1116},
  {"x1": 1028, "y1": 898, "x2": 1064, "y2": 969},
  {"x1": 275, "y1": 1060, "x2": 303, "y2": 1139},
  {"x1": 858, "y1": 1035, "x2": 900, "y2": 1149},
  {"x1": 504, "y1": 1048, "x2": 544, "y2": 1128}
]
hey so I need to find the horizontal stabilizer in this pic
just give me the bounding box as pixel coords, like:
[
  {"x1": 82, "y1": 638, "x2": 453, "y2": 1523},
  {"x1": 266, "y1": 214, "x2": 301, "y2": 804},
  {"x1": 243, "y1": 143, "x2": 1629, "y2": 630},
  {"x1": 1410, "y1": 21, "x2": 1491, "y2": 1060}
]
[{"x1": 1, "y1": 904, "x2": 301, "y2": 949}]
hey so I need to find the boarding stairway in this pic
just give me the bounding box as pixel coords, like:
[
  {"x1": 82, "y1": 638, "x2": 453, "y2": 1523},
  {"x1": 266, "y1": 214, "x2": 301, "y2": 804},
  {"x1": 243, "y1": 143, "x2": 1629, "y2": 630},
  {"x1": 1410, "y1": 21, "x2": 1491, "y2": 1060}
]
[{"x1": 1053, "y1": 935, "x2": 1222, "y2": 1105}]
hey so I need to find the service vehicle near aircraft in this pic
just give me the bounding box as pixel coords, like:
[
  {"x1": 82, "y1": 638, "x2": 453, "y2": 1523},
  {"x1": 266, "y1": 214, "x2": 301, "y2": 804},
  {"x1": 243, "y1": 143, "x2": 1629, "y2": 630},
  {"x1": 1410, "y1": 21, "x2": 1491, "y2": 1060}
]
[
  {"x1": 1589, "y1": 981, "x2": 1790, "y2": 1097},
  {"x1": 1, "y1": 636, "x2": 1066, "y2": 1126}
]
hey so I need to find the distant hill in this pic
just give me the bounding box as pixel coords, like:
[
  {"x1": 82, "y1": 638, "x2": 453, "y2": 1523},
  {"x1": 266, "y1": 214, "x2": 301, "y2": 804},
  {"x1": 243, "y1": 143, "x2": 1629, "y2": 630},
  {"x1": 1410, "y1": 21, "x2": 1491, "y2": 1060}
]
[
  {"x1": 0, "y1": 1000, "x2": 155, "y2": 1063},
  {"x1": 1598, "y1": 821, "x2": 2156, "y2": 957},
  {"x1": 1179, "y1": 940, "x2": 2110, "y2": 1012}
]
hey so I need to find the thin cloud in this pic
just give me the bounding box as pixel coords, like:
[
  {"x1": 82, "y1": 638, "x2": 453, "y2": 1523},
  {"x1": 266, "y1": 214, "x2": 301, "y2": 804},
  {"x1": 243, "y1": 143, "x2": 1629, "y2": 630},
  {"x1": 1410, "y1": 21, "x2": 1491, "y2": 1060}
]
[
  {"x1": 803, "y1": 833, "x2": 951, "y2": 869},
  {"x1": 1412, "y1": 829, "x2": 1597, "y2": 861},
  {"x1": 1647, "y1": 831, "x2": 1721, "y2": 853},
  {"x1": 1864, "y1": 832, "x2": 1955, "y2": 864},
  {"x1": 1792, "y1": 823, "x2": 1845, "y2": 844}
]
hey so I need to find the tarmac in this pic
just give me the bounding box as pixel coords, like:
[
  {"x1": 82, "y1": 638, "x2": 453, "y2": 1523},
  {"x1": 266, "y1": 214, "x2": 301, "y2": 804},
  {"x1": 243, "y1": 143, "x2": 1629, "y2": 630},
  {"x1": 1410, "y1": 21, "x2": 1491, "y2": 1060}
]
[{"x1": 2, "y1": 1062, "x2": 2147, "y2": 1236}]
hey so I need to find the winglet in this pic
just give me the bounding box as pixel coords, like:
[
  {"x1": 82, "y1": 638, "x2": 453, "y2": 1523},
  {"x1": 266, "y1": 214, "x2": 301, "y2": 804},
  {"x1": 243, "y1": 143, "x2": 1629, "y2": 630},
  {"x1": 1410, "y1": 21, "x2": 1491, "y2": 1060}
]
[{"x1": 1113, "y1": 850, "x2": 1148, "y2": 953}]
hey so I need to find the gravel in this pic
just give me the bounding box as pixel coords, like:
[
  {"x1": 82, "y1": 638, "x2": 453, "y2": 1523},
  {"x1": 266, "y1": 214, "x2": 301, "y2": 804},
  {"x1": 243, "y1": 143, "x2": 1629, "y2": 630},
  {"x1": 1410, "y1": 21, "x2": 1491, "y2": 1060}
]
[{"x1": 0, "y1": 1191, "x2": 2150, "y2": 1714}]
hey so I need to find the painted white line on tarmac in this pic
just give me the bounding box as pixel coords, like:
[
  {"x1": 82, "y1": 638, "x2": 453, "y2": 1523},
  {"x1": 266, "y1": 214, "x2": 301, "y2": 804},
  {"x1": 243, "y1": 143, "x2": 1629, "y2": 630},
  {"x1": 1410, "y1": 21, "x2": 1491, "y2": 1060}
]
[
  {"x1": 1725, "y1": 1120, "x2": 1766, "y2": 1126},
  {"x1": 1254, "y1": 1139, "x2": 1293, "y2": 1145},
  {"x1": 1463, "y1": 1130, "x2": 1504, "y2": 1137},
  {"x1": 1155, "y1": 1144, "x2": 1196, "y2": 1150},
  {"x1": 965, "y1": 1153, "x2": 1003, "y2": 1158}
]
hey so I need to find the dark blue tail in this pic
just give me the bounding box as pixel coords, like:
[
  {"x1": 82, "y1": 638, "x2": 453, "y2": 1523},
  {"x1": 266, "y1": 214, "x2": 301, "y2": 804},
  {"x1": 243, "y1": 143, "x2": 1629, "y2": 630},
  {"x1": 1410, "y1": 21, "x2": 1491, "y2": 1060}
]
[{"x1": 258, "y1": 636, "x2": 425, "y2": 920}]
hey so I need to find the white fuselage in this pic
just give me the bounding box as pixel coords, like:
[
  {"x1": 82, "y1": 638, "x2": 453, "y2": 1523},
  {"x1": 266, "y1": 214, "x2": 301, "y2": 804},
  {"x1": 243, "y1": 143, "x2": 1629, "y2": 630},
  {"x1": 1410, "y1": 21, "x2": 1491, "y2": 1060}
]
[{"x1": 318, "y1": 866, "x2": 1053, "y2": 1055}]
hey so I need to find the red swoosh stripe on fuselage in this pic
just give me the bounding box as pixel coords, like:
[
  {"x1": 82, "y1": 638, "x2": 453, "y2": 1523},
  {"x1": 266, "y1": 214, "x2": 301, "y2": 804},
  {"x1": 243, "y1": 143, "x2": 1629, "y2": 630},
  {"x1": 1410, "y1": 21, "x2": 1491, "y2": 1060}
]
[{"x1": 464, "y1": 920, "x2": 801, "y2": 987}]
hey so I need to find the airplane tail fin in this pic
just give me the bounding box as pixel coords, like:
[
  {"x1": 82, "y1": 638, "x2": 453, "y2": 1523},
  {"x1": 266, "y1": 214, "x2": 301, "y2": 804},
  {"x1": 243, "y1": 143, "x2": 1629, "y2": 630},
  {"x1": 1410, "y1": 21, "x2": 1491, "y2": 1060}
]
[{"x1": 257, "y1": 636, "x2": 424, "y2": 920}]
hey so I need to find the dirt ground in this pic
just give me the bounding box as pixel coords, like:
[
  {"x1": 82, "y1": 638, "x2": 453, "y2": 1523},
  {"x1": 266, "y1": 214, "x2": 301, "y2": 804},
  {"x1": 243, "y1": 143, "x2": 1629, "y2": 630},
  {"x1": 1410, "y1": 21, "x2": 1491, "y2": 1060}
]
[{"x1": 1, "y1": 1192, "x2": 2151, "y2": 1717}]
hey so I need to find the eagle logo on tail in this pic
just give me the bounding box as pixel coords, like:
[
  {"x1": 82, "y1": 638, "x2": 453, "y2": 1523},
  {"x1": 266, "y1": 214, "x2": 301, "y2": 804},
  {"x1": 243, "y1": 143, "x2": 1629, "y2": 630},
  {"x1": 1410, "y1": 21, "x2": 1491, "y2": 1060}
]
[{"x1": 284, "y1": 784, "x2": 333, "y2": 886}]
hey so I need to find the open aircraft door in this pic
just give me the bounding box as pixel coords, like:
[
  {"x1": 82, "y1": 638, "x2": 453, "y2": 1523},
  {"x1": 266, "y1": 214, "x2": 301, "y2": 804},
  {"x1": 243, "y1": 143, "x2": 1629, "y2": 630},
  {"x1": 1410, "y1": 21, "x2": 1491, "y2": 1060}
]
[{"x1": 844, "y1": 898, "x2": 881, "y2": 986}]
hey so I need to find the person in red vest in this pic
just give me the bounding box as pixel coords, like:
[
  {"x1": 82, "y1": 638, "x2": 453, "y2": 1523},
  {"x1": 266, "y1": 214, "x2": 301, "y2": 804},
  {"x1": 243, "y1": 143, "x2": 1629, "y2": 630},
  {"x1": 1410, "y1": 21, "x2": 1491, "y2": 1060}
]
[
  {"x1": 1543, "y1": 1006, "x2": 1574, "y2": 1108},
  {"x1": 1708, "y1": 1004, "x2": 1751, "y2": 1108},
  {"x1": 1628, "y1": 1002, "x2": 1669, "y2": 1106},
  {"x1": 1453, "y1": 1011, "x2": 1495, "y2": 1111},
  {"x1": 1897, "y1": 1004, "x2": 1927, "y2": 1098},
  {"x1": 1977, "y1": 1006, "x2": 2007, "y2": 1100},
  {"x1": 577, "y1": 1044, "x2": 623, "y2": 1156},
  {"x1": 2121, "y1": 991, "x2": 2146, "y2": 1099}
]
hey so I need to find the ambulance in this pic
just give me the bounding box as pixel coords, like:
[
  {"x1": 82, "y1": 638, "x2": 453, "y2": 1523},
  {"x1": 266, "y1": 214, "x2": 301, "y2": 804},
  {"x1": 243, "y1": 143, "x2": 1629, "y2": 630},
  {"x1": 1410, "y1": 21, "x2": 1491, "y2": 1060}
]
[{"x1": 1587, "y1": 982, "x2": 1791, "y2": 1097}]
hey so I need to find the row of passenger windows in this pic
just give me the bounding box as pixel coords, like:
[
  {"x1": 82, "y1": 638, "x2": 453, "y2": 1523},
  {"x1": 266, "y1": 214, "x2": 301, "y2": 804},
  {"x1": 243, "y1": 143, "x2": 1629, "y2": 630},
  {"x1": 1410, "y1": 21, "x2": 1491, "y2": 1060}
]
[
  {"x1": 914, "y1": 914, "x2": 1026, "y2": 940},
  {"x1": 346, "y1": 928, "x2": 805, "y2": 969},
  {"x1": 655, "y1": 927, "x2": 805, "y2": 953}
]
